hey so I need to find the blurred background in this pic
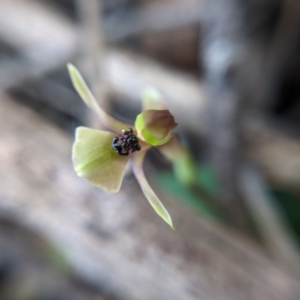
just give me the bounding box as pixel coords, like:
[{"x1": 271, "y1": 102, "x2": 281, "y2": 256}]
[{"x1": 1, "y1": 0, "x2": 300, "y2": 299}]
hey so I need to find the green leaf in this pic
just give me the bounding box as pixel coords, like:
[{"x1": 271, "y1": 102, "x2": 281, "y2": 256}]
[
  {"x1": 73, "y1": 127, "x2": 129, "y2": 192},
  {"x1": 67, "y1": 64, "x2": 130, "y2": 132},
  {"x1": 156, "y1": 164, "x2": 221, "y2": 221},
  {"x1": 132, "y1": 148, "x2": 174, "y2": 229},
  {"x1": 271, "y1": 189, "x2": 300, "y2": 246}
]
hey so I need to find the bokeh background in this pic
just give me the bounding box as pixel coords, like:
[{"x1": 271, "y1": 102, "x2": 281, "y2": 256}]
[{"x1": 1, "y1": 0, "x2": 300, "y2": 299}]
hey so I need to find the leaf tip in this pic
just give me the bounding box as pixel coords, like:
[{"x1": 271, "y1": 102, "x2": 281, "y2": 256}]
[
  {"x1": 164, "y1": 215, "x2": 175, "y2": 229},
  {"x1": 67, "y1": 63, "x2": 76, "y2": 74}
]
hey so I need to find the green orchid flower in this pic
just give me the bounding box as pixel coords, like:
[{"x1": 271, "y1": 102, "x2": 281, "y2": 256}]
[{"x1": 68, "y1": 64, "x2": 181, "y2": 228}]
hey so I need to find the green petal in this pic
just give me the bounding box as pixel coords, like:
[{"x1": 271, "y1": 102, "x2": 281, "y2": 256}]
[
  {"x1": 132, "y1": 148, "x2": 174, "y2": 229},
  {"x1": 135, "y1": 110, "x2": 177, "y2": 146},
  {"x1": 158, "y1": 135, "x2": 197, "y2": 186},
  {"x1": 141, "y1": 87, "x2": 166, "y2": 110},
  {"x1": 73, "y1": 127, "x2": 129, "y2": 192},
  {"x1": 67, "y1": 64, "x2": 130, "y2": 132}
]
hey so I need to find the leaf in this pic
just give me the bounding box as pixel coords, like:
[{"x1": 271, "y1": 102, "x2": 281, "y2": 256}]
[
  {"x1": 73, "y1": 127, "x2": 129, "y2": 192},
  {"x1": 271, "y1": 189, "x2": 300, "y2": 245},
  {"x1": 132, "y1": 148, "x2": 174, "y2": 229},
  {"x1": 67, "y1": 64, "x2": 130, "y2": 132},
  {"x1": 156, "y1": 164, "x2": 221, "y2": 221}
]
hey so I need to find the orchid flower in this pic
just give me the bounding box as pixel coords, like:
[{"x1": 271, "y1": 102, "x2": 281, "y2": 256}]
[{"x1": 68, "y1": 64, "x2": 195, "y2": 228}]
